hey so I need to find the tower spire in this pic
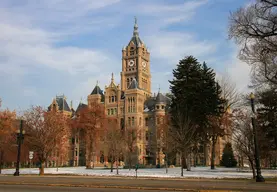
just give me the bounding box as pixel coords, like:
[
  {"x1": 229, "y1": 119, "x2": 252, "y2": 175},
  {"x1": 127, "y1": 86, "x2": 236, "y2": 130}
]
[
  {"x1": 111, "y1": 73, "x2": 114, "y2": 83},
  {"x1": 133, "y1": 16, "x2": 139, "y2": 37}
]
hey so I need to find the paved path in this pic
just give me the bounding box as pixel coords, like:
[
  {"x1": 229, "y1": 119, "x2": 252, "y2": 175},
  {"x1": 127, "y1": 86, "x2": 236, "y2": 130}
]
[
  {"x1": 0, "y1": 175, "x2": 276, "y2": 192},
  {"x1": 0, "y1": 185, "x2": 180, "y2": 192}
]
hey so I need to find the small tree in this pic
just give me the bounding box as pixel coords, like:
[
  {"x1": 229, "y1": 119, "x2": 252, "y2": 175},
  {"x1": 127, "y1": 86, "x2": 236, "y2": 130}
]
[
  {"x1": 24, "y1": 106, "x2": 70, "y2": 175},
  {"x1": 105, "y1": 118, "x2": 124, "y2": 174},
  {"x1": 76, "y1": 102, "x2": 106, "y2": 169},
  {"x1": 0, "y1": 99, "x2": 16, "y2": 174},
  {"x1": 123, "y1": 126, "x2": 140, "y2": 170},
  {"x1": 220, "y1": 142, "x2": 237, "y2": 168}
]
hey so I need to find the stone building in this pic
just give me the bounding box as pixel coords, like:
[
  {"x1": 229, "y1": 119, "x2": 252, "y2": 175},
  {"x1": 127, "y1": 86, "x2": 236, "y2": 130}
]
[{"x1": 48, "y1": 19, "x2": 227, "y2": 167}]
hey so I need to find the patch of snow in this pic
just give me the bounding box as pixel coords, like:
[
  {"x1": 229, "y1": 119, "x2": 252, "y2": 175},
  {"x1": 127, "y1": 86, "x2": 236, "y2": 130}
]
[{"x1": 2, "y1": 167, "x2": 277, "y2": 179}]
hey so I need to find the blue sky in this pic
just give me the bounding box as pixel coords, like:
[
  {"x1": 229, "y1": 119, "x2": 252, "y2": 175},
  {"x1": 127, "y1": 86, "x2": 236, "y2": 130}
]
[{"x1": 0, "y1": 0, "x2": 252, "y2": 111}]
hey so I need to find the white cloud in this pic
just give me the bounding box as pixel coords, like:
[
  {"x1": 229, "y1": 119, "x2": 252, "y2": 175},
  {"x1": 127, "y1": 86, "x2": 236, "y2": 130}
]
[
  {"x1": 146, "y1": 32, "x2": 218, "y2": 65},
  {"x1": 136, "y1": 0, "x2": 208, "y2": 27}
]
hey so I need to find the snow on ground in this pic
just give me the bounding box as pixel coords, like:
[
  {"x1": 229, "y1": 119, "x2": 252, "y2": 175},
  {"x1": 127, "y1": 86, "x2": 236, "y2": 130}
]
[{"x1": 2, "y1": 167, "x2": 277, "y2": 179}]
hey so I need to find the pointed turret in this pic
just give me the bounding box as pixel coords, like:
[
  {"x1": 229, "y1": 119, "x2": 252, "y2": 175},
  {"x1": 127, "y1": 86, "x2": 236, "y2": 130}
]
[{"x1": 129, "y1": 17, "x2": 144, "y2": 47}]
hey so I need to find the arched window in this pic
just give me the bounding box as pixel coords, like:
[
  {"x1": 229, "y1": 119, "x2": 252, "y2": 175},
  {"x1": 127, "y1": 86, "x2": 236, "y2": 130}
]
[{"x1": 111, "y1": 96, "x2": 114, "y2": 102}]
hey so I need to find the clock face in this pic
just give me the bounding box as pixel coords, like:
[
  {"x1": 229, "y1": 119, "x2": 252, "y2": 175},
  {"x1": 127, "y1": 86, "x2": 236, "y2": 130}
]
[
  {"x1": 142, "y1": 61, "x2": 147, "y2": 68},
  {"x1": 128, "y1": 60, "x2": 135, "y2": 67}
]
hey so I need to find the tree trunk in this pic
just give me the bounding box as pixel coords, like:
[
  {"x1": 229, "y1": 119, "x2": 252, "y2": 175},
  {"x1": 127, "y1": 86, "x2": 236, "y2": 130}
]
[
  {"x1": 211, "y1": 136, "x2": 217, "y2": 169},
  {"x1": 180, "y1": 152, "x2": 183, "y2": 176},
  {"x1": 110, "y1": 157, "x2": 114, "y2": 173},
  {"x1": 86, "y1": 140, "x2": 93, "y2": 169},
  {"x1": 116, "y1": 158, "x2": 119, "y2": 175},
  {"x1": 39, "y1": 162, "x2": 45, "y2": 175},
  {"x1": 249, "y1": 158, "x2": 256, "y2": 179},
  {"x1": 128, "y1": 154, "x2": 132, "y2": 171},
  {"x1": 0, "y1": 150, "x2": 3, "y2": 174},
  {"x1": 165, "y1": 152, "x2": 168, "y2": 174},
  {"x1": 187, "y1": 153, "x2": 191, "y2": 171},
  {"x1": 182, "y1": 154, "x2": 187, "y2": 169}
]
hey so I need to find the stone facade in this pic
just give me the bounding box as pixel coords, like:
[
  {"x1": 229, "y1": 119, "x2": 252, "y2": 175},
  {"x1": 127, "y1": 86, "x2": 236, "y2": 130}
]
[{"x1": 48, "y1": 19, "x2": 227, "y2": 168}]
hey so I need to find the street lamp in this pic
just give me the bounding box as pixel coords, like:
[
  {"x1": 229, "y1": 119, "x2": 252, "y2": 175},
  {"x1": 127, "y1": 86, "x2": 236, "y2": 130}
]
[
  {"x1": 14, "y1": 119, "x2": 25, "y2": 176},
  {"x1": 249, "y1": 92, "x2": 265, "y2": 182}
]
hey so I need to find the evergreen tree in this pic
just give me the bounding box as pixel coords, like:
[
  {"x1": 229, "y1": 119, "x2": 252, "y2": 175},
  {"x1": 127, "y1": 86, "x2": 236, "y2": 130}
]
[
  {"x1": 168, "y1": 55, "x2": 225, "y2": 174},
  {"x1": 257, "y1": 87, "x2": 277, "y2": 150},
  {"x1": 220, "y1": 142, "x2": 237, "y2": 167}
]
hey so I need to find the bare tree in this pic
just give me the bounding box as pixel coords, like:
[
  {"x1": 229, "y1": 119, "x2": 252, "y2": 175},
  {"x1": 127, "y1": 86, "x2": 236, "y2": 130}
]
[
  {"x1": 228, "y1": 0, "x2": 277, "y2": 86},
  {"x1": 217, "y1": 74, "x2": 240, "y2": 109},
  {"x1": 169, "y1": 105, "x2": 197, "y2": 176},
  {"x1": 123, "y1": 126, "x2": 140, "y2": 170},
  {"x1": 76, "y1": 102, "x2": 106, "y2": 169},
  {"x1": 0, "y1": 99, "x2": 16, "y2": 174},
  {"x1": 24, "y1": 106, "x2": 70, "y2": 175},
  {"x1": 232, "y1": 109, "x2": 256, "y2": 178},
  {"x1": 156, "y1": 114, "x2": 173, "y2": 173},
  {"x1": 105, "y1": 118, "x2": 124, "y2": 174}
]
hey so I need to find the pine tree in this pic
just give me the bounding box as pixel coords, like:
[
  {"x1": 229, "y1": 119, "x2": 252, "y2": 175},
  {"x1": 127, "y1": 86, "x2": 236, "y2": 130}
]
[
  {"x1": 220, "y1": 142, "x2": 237, "y2": 167},
  {"x1": 257, "y1": 87, "x2": 277, "y2": 150},
  {"x1": 168, "y1": 55, "x2": 225, "y2": 174}
]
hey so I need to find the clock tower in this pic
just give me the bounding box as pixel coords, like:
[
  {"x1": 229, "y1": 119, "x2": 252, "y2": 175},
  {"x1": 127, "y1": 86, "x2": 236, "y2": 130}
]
[{"x1": 121, "y1": 18, "x2": 151, "y2": 97}]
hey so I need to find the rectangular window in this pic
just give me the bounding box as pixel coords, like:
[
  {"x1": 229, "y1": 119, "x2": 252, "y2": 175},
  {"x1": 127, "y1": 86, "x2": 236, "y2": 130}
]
[
  {"x1": 128, "y1": 117, "x2": 131, "y2": 126},
  {"x1": 146, "y1": 131, "x2": 149, "y2": 141},
  {"x1": 132, "y1": 117, "x2": 135, "y2": 126},
  {"x1": 145, "y1": 118, "x2": 148, "y2": 126}
]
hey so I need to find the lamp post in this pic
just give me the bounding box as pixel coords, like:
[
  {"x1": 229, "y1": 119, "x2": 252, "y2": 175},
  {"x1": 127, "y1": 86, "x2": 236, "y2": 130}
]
[
  {"x1": 249, "y1": 92, "x2": 265, "y2": 182},
  {"x1": 14, "y1": 119, "x2": 25, "y2": 176}
]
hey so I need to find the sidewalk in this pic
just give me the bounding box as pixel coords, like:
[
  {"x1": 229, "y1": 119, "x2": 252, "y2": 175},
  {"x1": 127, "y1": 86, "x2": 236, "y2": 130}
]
[{"x1": 0, "y1": 175, "x2": 276, "y2": 192}]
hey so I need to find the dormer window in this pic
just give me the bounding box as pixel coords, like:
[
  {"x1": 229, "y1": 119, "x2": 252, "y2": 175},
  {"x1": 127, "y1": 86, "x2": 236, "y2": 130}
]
[
  {"x1": 156, "y1": 105, "x2": 160, "y2": 110},
  {"x1": 161, "y1": 105, "x2": 165, "y2": 109}
]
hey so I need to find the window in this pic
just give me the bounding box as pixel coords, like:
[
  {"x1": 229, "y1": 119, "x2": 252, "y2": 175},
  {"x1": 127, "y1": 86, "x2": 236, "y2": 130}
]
[
  {"x1": 114, "y1": 108, "x2": 117, "y2": 114},
  {"x1": 108, "y1": 109, "x2": 110, "y2": 115},
  {"x1": 112, "y1": 96, "x2": 114, "y2": 102},
  {"x1": 161, "y1": 105, "x2": 165, "y2": 109},
  {"x1": 145, "y1": 118, "x2": 148, "y2": 126},
  {"x1": 156, "y1": 105, "x2": 160, "y2": 109},
  {"x1": 157, "y1": 117, "x2": 160, "y2": 125},
  {"x1": 128, "y1": 117, "x2": 131, "y2": 126},
  {"x1": 109, "y1": 96, "x2": 111, "y2": 103},
  {"x1": 132, "y1": 117, "x2": 135, "y2": 126},
  {"x1": 146, "y1": 131, "x2": 149, "y2": 141},
  {"x1": 111, "y1": 108, "x2": 114, "y2": 115}
]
